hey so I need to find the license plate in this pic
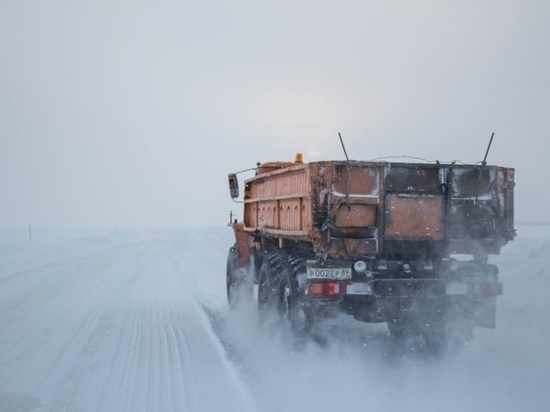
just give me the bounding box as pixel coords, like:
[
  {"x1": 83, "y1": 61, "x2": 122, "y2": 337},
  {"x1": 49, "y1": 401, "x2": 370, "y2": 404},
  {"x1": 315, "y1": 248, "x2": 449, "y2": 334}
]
[{"x1": 307, "y1": 267, "x2": 352, "y2": 280}]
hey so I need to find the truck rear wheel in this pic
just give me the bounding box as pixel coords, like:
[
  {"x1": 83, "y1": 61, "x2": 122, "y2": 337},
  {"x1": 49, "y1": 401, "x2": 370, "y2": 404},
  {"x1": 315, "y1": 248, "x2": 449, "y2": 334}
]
[
  {"x1": 421, "y1": 319, "x2": 473, "y2": 352},
  {"x1": 277, "y1": 259, "x2": 311, "y2": 334},
  {"x1": 387, "y1": 316, "x2": 420, "y2": 338},
  {"x1": 258, "y1": 253, "x2": 288, "y2": 322},
  {"x1": 258, "y1": 254, "x2": 311, "y2": 334}
]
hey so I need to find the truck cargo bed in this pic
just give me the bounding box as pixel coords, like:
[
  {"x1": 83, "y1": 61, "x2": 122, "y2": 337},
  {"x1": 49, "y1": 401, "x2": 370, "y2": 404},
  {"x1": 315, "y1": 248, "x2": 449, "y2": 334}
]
[{"x1": 242, "y1": 161, "x2": 514, "y2": 258}]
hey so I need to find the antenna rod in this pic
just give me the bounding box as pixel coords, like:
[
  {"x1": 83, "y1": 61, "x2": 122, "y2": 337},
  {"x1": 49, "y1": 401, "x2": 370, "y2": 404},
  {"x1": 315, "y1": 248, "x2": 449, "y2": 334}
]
[
  {"x1": 482, "y1": 132, "x2": 495, "y2": 166},
  {"x1": 338, "y1": 132, "x2": 350, "y2": 162}
]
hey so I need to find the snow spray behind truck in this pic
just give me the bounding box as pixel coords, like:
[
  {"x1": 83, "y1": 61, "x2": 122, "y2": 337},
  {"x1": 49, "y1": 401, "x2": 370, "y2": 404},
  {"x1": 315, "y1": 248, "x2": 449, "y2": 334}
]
[{"x1": 226, "y1": 147, "x2": 515, "y2": 349}]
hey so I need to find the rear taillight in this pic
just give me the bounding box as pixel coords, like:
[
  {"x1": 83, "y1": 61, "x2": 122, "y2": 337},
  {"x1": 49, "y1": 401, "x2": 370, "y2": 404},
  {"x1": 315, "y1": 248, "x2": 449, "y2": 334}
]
[
  {"x1": 306, "y1": 282, "x2": 347, "y2": 296},
  {"x1": 447, "y1": 282, "x2": 503, "y2": 296},
  {"x1": 468, "y1": 283, "x2": 503, "y2": 296}
]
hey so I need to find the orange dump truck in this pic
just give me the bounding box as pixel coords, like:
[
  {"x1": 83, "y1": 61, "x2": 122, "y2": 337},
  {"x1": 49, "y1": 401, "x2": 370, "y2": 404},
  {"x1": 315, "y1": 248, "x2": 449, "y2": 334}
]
[{"x1": 227, "y1": 156, "x2": 515, "y2": 348}]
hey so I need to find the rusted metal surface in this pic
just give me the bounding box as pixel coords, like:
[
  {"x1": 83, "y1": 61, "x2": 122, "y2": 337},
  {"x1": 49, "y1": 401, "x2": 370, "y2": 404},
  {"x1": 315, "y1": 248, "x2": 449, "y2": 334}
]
[
  {"x1": 231, "y1": 223, "x2": 251, "y2": 267},
  {"x1": 244, "y1": 163, "x2": 311, "y2": 233},
  {"x1": 241, "y1": 161, "x2": 515, "y2": 258},
  {"x1": 384, "y1": 194, "x2": 445, "y2": 240}
]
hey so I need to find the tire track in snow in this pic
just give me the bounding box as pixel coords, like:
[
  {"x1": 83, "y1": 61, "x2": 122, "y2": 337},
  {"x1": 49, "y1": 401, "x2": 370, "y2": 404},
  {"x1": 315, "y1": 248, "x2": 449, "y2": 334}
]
[
  {"x1": 48, "y1": 240, "x2": 163, "y2": 411},
  {"x1": 0, "y1": 246, "x2": 130, "y2": 388},
  {"x1": 56, "y1": 232, "x2": 256, "y2": 412}
]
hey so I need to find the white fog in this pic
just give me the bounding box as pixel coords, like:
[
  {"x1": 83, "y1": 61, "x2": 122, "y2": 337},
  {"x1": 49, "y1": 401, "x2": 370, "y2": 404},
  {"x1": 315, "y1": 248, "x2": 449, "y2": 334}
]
[{"x1": 1, "y1": 1, "x2": 549, "y2": 411}]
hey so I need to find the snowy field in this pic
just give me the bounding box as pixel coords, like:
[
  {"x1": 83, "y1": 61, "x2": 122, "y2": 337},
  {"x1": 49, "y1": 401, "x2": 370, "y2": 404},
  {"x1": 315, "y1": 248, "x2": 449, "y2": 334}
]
[{"x1": 0, "y1": 225, "x2": 548, "y2": 412}]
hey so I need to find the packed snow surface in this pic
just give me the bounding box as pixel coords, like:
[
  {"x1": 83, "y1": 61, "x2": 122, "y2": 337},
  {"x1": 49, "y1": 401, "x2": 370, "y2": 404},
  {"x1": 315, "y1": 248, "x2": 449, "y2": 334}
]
[{"x1": 0, "y1": 225, "x2": 548, "y2": 412}]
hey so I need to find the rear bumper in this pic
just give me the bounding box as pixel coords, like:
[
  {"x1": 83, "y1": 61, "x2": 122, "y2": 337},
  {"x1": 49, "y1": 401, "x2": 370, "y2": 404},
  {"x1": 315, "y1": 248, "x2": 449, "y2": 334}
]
[
  {"x1": 303, "y1": 278, "x2": 502, "y2": 328},
  {"x1": 373, "y1": 279, "x2": 503, "y2": 297},
  {"x1": 304, "y1": 278, "x2": 502, "y2": 299}
]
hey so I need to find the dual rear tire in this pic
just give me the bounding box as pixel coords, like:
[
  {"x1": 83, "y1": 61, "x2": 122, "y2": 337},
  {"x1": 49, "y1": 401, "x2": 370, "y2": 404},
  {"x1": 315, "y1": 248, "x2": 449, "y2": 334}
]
[
  {"x1": 258, "y1": 253, "x2": 311, "y2": 334},
  {"x1": 387, "y1": 311, "x2": 473, "y2": 352}
]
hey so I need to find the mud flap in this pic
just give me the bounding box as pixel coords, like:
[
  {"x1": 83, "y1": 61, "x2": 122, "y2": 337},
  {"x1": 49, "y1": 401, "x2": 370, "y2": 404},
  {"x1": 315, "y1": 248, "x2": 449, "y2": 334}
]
[{"x1": 473, "y1": 297, "x2": 497, "y2": 328}]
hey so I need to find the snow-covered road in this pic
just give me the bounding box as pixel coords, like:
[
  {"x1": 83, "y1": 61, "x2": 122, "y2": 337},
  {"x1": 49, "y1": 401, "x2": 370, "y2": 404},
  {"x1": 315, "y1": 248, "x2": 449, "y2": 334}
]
[
  {"x1": 0, "y1": 226, "x2": 548, "y2": 412},
  {"x1": 0, "y1": 230, "x2": 255, "y2": 412}
]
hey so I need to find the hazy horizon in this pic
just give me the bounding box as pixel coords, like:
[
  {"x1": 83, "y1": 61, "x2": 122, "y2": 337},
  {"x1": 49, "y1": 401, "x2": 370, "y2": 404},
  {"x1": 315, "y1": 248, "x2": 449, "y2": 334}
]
[{"x1": 1, "y1": 0, "x2": 548, "y2": 230}]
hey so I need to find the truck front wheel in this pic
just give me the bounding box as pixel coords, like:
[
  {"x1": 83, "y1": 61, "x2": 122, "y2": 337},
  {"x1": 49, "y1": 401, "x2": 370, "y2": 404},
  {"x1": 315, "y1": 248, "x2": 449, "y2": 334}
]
[{"x1": 226, "y1": 246, "x2": 252, "y2": 309}]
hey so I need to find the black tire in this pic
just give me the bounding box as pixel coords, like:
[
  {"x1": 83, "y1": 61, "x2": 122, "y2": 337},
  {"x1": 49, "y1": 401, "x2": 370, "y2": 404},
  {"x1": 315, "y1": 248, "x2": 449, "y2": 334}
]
[
  {"x1": 421, "y1": 321, "x2": 447, "y2": 352},
  {"x1": 421, "y1": 319, "x2": 473, "y2": 353},
  {"x1": 258, "y1": 254, "x2": 312, "y2": 334},
  {"x1": 387, "y1": 317, "x2": 419, "y2": 338},
  {"x1": 257, "y1": 253, "x2": 288, "y2": 322},
  {"x1": 277, "y1": 258, "x2": 312, "y2": 334},
  {"x1": 226, "y1": 246, "x2": 252, "y2": 309}
]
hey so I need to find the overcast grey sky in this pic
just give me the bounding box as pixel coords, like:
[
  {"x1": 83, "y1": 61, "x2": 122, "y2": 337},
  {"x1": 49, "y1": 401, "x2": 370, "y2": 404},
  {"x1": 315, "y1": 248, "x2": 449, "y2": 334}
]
[{"x1": 1, "y1": 0, "x2": 548, "y2": 230}]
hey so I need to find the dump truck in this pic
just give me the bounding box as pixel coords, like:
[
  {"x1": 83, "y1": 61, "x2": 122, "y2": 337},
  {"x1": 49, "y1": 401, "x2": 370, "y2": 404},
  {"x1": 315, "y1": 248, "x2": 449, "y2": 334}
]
[{"x1": 226, "y1": 154, "x2": 515, "y2": 349}]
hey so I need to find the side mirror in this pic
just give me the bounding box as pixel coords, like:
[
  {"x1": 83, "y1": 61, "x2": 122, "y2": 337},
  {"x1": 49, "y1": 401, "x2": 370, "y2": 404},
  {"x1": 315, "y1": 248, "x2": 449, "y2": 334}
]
[{"x1": 228, "y1": 173, "x2": 239, "y2": 198}]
